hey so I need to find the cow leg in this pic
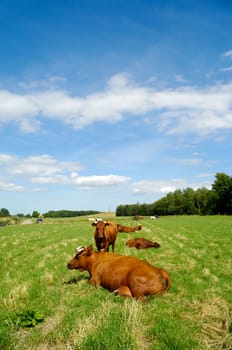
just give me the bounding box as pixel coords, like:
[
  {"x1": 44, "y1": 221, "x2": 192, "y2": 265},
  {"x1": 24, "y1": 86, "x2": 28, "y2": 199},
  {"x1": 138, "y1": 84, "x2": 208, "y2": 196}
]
[
  {"x1": 104, "y1": 242, "x2": 110, "y2": 252},
  {"x1": 95, "y1": 240, "x2": 101, "y2": 251},
  {"x1": 89, "y1": 277, "x2": 100, "y2": 287},
  {"x1": 136, "y1": 295, "x2": 145, "y2": 303},
  {"x1": 114, "y1": 286, "x2": 132, "y2": 298}
]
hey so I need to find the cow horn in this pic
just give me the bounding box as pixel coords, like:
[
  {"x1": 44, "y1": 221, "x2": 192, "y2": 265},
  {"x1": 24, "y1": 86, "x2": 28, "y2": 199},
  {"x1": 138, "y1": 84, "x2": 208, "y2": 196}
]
[{"x1": 76, "y1": 246, "x2": 85, "y2": 253}]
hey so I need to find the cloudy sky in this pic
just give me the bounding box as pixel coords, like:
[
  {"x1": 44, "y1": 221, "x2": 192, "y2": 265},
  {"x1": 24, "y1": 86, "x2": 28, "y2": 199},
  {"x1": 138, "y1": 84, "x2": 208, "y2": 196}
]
[{"x1": 1, "y1": 0, "x2": 232, "y2": 215}]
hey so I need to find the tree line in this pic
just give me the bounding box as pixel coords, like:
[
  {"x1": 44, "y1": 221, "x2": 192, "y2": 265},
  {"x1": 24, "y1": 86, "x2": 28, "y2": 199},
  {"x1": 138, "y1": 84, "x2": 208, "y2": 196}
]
[
  {"x1": 42, "y1": 210, "x2": 100, "y2": 218},
  {"x1": 0, "y1": 209, "x2": 100, "y2": 219},
  {"x1": 116, "y1": 173, "x2": 232, "y2": 216}
]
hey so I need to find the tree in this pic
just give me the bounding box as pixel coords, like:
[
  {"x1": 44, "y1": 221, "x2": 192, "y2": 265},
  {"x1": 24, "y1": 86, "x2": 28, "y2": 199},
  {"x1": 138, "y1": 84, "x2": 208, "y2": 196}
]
[
  {"x1": 173, "y1": 190, "x2": 184, "y2": 215},
  {"x1": 194, "y1": 188, "x2": 210, "y2": 215},
  {"x1": 212, "y1": 173, "x2": 232, "y2": 214},
  {"x1": 32, "y1": 211, "x2": 40, "y2": 218},
  {"x1": 0, "y1": 208, "x2": 10, "y2": 217},
  {"x1": 166, "y1": 193, "x2": 176, "y2": 215},
  {"x1": 17, "y1": 213, "x2": 25, "y2": 217},
  {"x1": 153, "y1": 196, "x2": 169, "y2": 215},
  {"x1": 183, "y1": 188, "x2": 197, "y2": 215}
]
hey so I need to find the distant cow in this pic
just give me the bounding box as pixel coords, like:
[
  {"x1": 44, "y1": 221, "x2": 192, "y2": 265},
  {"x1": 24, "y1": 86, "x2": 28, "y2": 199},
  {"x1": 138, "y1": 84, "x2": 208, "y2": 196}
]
[
  {"x1": 88, "y1": 218, "x2": 95, "y2": 223},
  {"x1": 126, "y1": 238, "x2": 160, "y2": 249},
  {"x1": 95, "y1": 218, "x2": 103, "y2": 222},
  {"x1": 89, "y1": 217, "x2": 103, "y2": 223},
  {"x1": 92, "y1": 220, "x2": 117, "y2": 252},
  {"x1": 133, "y1": 215, "x2": 144, "y2": 220},
  {"x1": 67, "y1": 245, "x2": 171, "y2": 302},
  {"x1": 117, "y1": 224, "x2": 142, "y2": 233},
  {"x1": 150, "y1": 215, "x2": 159, "y2": 219}
]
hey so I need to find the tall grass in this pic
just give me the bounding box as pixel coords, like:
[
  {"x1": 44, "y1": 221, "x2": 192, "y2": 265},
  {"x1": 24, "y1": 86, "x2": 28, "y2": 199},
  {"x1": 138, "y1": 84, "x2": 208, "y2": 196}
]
[{"x1": 0, "y1": 216, "x2": 231, "y2": 349}]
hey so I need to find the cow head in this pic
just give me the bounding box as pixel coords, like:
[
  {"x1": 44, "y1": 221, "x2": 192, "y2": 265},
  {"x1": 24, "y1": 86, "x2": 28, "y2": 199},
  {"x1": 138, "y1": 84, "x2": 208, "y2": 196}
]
[
  {"x1": 92, "y1": 221, "x2": 109, "y2": 240},
  {"x1": 67, "y1": 245, "x2": 93, "y2": 270}
]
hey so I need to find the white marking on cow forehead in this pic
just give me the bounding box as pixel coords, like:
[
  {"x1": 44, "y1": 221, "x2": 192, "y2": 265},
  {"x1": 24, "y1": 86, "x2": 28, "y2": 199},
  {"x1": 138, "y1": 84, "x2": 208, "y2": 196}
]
[{"x1": 76, "y1": 246, "x2": 85, "y2": 253}]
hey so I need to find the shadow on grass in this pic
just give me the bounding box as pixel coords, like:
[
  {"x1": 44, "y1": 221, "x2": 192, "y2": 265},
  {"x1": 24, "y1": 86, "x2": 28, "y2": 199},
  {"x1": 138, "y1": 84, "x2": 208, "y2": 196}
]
[{"x1": 64, "y1": 275, "x2": 89, "y2": 284}]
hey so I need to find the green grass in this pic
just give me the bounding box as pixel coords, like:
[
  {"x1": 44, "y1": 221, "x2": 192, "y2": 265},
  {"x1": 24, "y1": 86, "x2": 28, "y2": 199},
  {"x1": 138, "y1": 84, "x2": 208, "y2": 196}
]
[{"x1": 0, "y1": 215, "x2": 231, "y2": 349}]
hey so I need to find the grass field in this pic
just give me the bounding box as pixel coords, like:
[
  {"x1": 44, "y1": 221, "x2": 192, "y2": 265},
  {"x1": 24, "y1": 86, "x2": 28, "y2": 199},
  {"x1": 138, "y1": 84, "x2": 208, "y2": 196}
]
[{"x1": 0, "y1": 215, "x2": 231, "y2": 350}]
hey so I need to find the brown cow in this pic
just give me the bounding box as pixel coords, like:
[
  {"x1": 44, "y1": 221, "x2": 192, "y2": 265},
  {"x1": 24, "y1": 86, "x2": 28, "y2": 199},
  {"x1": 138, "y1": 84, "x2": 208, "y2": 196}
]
[
  {"x1": 126, "y1": 238, "x2": 160, "y2": 249},
  {"x1": 67, "y1": 245, "x2": 171, "y2": 302},
  {"x1": 92, "y1": 220, "x2": 117, "y2": 252},
  {"x1": 117, "y1": 224, "x2": 142, "y2": 233},
  {"x1": 133, "y1": 215, "x2": 144, "y2": 220}
]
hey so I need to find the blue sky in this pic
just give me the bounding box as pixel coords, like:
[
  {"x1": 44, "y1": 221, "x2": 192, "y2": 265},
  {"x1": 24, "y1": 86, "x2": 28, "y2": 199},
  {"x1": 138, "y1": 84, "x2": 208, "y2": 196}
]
[{"x1": 1, "y1": 0, "x2": 232, "y2": 215}]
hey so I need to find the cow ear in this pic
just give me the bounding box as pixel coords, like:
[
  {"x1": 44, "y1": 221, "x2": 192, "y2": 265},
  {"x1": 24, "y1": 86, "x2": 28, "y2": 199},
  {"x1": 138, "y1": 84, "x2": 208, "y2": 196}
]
[
  {"x1": 86, "y1": 245, "x2": 93, "y2": 256},
  {"x1": 92, "y1": 222, "x2": 97, "y2": 226}
]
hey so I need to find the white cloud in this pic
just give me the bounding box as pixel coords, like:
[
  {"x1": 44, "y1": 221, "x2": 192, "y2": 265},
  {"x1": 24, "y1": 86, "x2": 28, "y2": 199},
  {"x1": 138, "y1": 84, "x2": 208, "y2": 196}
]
[
  {"x1": 30, "y1": 175, "x2": 71, "y2": 185},
  {"x1": 2, "y1": 154, "x2": 82, "y2": 178},
  {"x1": 0, "y1": 153, "x2": 130, "y2": 190},
  {"x1": 222, "y1": 50, "x2": 232, "y2": 59},
  {"x1": 72, "y1": 174, "x2": 130, "y2": 189},
  {"x1": 0, "y1": 154, "x2": 15, "y2": 163},
  {"x1": 0, "y1": 180, "x2": 24, "y2": 191},
  {"x1": 1, "y1": 75, "x2": 232, "y2": 135},
  {"x1": 107, "y1": 73, "x2": 132, "y2": 88},
  {"x1": 132, "y1": 179, "x2": 186, "y2": 195},
  {"x1": 220, "y1": 66, "x2": 232, "y2": 72},
  {"x1": 0, "y1": 153, "x2": 82, "y2": 186},
  {"x1": 0, "y1": 90, "x2": 40, "y2": 132},
  {"x1": 160, "y1": 186, "x2": 177, "y2": 193},
  {"x1": 132, "y1": 177, "x2": 212, "y2": 195}
]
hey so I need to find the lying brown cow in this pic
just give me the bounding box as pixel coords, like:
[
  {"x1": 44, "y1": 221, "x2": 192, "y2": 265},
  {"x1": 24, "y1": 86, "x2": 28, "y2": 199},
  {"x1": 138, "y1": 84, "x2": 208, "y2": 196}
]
[
  {"x1": 92, "y1": 220, "x2": 117, "y2": 252},
  {"x1": 133, "y1": 215, "x2": 144, "y2": 220},
  {"x1": 126, "y1": 238, "x2": 160, "y2": 249},
  {"x1": 67, "y1": 245, "x2": 171, "y2": 301},
  {"x1": 117, "y1": 224, "x2": 142, "y2": 233}
]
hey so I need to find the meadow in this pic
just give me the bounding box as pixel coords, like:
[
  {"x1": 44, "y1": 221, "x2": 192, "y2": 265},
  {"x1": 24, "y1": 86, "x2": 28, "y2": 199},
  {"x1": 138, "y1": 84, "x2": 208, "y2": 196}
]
[{"x1": 0, "y1": 215, "x2": 231, "y2": 350}]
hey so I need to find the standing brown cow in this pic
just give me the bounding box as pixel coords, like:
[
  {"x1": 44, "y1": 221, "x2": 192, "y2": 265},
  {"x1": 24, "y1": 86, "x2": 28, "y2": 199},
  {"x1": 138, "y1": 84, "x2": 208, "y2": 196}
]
[
  {"x1": 117, "y1": 224, "x2": 142, "y2": 233},
  {"x1": 126, "y1": 238, "x2": 160, "y2": 249},
  {"x1": 67, "y1": 245, "x2": 171, "y2": 302},
  {"x1": 92, "y1": 220, "x2": 117, "y2": 252}
]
